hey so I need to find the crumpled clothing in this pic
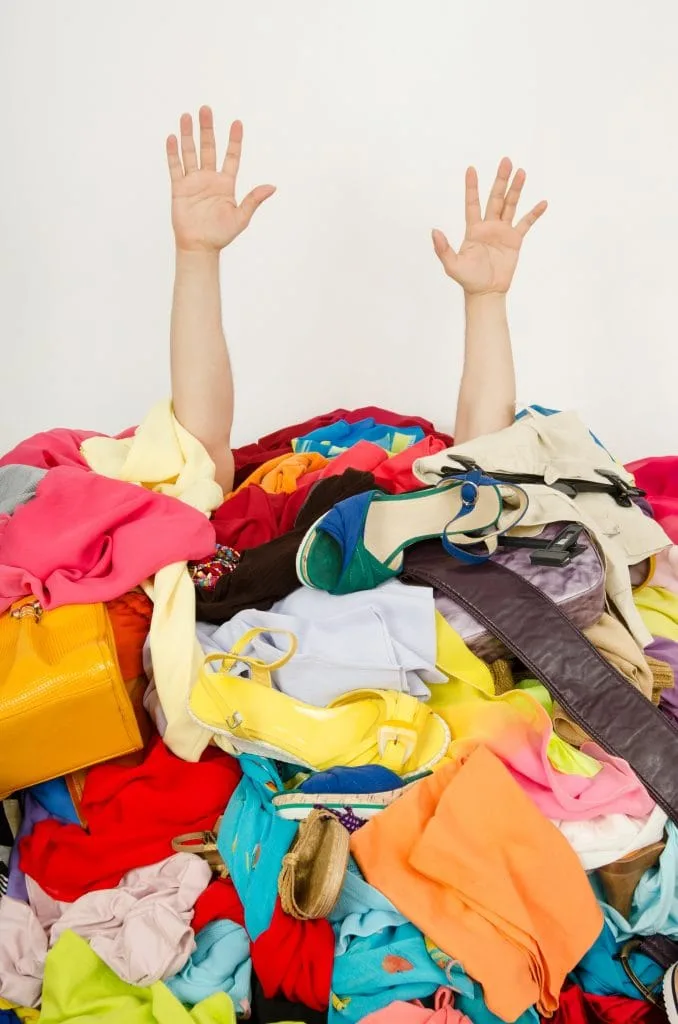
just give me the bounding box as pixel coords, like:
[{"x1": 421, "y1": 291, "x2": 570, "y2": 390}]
[
  {"x1": 544, "y1": 985, "x2": 664, "y2": 1023},
  {"x1": 250, "y1": 899, "x2": 333, "y2": 1013},
  {"x1": 217, "y1": 757, "x2": 297, "y2": 941},
  {"x1": 635, "y1": 585, "x2": 678, "y2": 642},
  {"x1": 0, "y1": 466, "x2": 215, "y2": 615},
  {"x1": 167, "y1": 919, "x2": 251, "y2": 1013},
  {"x1": 38, "y1": 930, "x2": 236, "y2": 1024},
  {"x1": 80, "y1": 401, "x2": 224, "y2": 763},
  {"x1": 234, "y1": 452, "x2": 328, "y2": 495},
  {"x1": 19, "y1": 738, "x2": 240, "y2": 902},
  {"x1": 214, "y1": 437, "x2": 450, "y2": 553},
  {"x1": 0, "y1": 854, "x2": 211, "y2": 1003},
  {"x1": 0, "y1": 1010, "x2": 22, "y2": 1024},
  {"x1": 0, "y1": 427, "x2": 134, "y2": 473},
  {"x1": 328, "y1": 863, "x2": 468, "y2": 1024},
  {"x1": 0, "y1": 898, "x2": 47, "y2": 1007},
  {"x1": 8, "y1": 796, "x2": 62, "y2": 903},
  {"x1": 81, "y1": 399, "x2": 223, "y2": 514},
  {"x1": 191, "y1": 878, "x2": 245, "y2": 936},
  {"x1": 231, "y1": 406, "x2": 452, "y2": 488},
  {"x1": 351, "y1": 745, "x2": 603, "y2": 1022},
  {"x1": 593, "y1": 819, "x2": 678, "y2": 942},
  {"x1": 571, "y1": 921, "x2": 665, "y2": 1001},
  {"x1": 197, "y1": 580, "x2": 444, "y2": 706},
  {"x1": 651, "y1": 545, "x2": 678, "y2": 594},
  {"x1": 359, "y1": 986, "x2": 473, "y2": 1024},
  {"x1": 431, "y1": 621, "x2": 653, "y2": 821},
  {"x1": 553, "y1": 804, "x2": 668, "y2": 871},
  {"x1": 0, "y1": 466, "x2": 46, "y2": 516},
  {"x1": 626, "y1": 456, "x2": 678, "y2": 544},
  {"x1": 0, "y1": 998, "x2": 38, "y2": 1023},
  {"x1": 649, "y1": 635, "x2": 678, "y2": 724},
  {"x1": 291, "y1": 418, "x2": 425, "y2": 457}
]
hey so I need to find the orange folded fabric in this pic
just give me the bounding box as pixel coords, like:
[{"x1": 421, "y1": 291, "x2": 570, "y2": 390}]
[
  {"x1": 234, "y1": 452, "x2": 328, "y2": 495},
  {"x1": 351, "y1": 745, "x2": 603, "y2": 1022}
]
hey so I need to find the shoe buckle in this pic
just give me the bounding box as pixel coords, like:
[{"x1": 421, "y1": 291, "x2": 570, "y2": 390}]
[
  {"x1": 225, "y1": 711, "x2": 243, "y2": 731},
  {"x1": 377, "y1": 723, "x2": 417, "y2": 766}
]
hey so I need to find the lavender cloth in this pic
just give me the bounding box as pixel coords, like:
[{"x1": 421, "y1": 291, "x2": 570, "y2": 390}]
[
  {"x1": 647, "y1": 636, "x2": 678, "y2": 721},
  {"x1": 7, "y1": 795, "x2": 69, "y2": 902}
]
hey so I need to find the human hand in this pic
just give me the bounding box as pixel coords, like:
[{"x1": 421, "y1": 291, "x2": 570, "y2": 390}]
[
  {"x1": 432, "y1": 158, "x2": 547, "y2": 295},
  {"x1": 166, "y1": 106, "x2": 276, "y2": 254}
]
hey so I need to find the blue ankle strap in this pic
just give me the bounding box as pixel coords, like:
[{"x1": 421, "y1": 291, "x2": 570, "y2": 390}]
[{"x1": 440, "y1": 470, "x2": 526, "y2": 564}]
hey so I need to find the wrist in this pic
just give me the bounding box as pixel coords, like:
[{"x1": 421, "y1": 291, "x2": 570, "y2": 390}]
[
  {"x1": 464, "y1": 291, "x2": 507, "y2": 311},
  {"x1": 175, "y1": 247, "x2": 221, "y2": 270}
]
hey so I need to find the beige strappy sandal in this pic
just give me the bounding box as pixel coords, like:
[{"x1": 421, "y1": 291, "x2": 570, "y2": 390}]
[{"x1": 172, "y1": 815, "x2": 228, "y2": 878}]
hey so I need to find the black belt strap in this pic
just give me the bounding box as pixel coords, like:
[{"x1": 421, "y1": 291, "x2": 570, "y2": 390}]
[
  {"x1": 439, "y1": 457, "x2": 645, "y2": 508},
  {"x1": 403, "y1": 542, "x2": 678, "y2": 823}
]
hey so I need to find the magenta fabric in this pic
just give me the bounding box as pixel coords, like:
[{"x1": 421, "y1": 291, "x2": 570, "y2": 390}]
[
  {"x1": 0, "y1": 426, "x2": 136, "y2": 471},
  {"x1": 626, "y1": 456, "x2": 678, "y2": 543},
  {"x1": 0, "y1": 466, "x2": 215, "y2": 612}
]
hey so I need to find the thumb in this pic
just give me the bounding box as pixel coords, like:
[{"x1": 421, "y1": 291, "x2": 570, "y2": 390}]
[
  {"x1": 239, "y1": 184, "x2": 277, "y2": 224},
  {"x1": 431, "y1": 229, "x2": 457, "y2": 272}
]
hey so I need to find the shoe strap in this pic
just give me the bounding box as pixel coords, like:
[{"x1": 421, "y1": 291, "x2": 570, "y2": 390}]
[
  {"x1": 203, "y1": 628, "x2": 299, "y2": 687},
  {"x1": 441, "y1": 475, "x2": 529, "y2": 564}
]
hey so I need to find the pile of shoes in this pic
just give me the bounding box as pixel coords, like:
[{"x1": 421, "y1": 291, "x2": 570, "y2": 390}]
[{"x1": 0, "y1": 401, "x2": 677, "y2": 1024}]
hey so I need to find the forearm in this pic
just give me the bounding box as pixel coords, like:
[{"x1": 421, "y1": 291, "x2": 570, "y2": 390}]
[
  {"x1": 170, "y1": 248, "x2": 235, "y2": 492},
  {"x1": 454, "y1": 293, "x2": 516, "y2": 445}
]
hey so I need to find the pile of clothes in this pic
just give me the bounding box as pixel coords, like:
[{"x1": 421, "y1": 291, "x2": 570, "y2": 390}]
[{"x1": 0, "y1": 400, "x2": 677, "y2": 1024}]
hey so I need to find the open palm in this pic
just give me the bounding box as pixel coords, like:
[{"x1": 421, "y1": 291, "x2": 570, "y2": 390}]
[
  {"x1": 432, "y1": 158, "x2": 547, "y2": 294},
  {"x1": 166, "y1": 106, "x2": 275, "y2": 253}
]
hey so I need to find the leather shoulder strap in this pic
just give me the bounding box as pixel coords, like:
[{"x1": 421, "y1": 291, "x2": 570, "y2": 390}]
[{"x1": 403, "y1": 542, "x2": 678, "y2": 823}]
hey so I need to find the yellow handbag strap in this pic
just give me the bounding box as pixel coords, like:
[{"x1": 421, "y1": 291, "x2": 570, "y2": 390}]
[{"x1": 202, "y1": 628, "x2": 299, "y2": 688}]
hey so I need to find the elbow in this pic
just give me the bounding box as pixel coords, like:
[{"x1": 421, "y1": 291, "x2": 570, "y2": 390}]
[{"x1": 209, "y1": 445, "x2": 235, "y2": 495}]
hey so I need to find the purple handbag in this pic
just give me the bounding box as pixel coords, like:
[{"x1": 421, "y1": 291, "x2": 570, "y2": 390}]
[{"x1": 435, "y1": 523, "x2": 606, "y2": 661}]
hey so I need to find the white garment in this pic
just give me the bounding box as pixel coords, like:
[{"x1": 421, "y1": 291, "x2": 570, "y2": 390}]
[
  {"x1": 0, "y1": 853, "x2": 211, "y2": 1006},
  {"x1": 196, "y1": 580, "x2": 445, "y2": 705},
  {"x1": 553, "y1": 804, "x2": 668, "y2": 872},
  {"x1": 413, "y1": 409, "x2": 671, "y2": 648}
]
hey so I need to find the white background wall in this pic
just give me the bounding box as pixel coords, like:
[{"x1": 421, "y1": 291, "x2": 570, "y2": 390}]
[{"x1": 1, "y1": 1, "x2": 676, "y2": 461}]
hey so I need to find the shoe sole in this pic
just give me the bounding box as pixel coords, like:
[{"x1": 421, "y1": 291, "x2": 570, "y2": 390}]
[
  {"x1": 272, "y1": 788, "x2": 409, "y2": 820},
  {"x1": 663, "y1": 966, "x2": 678, "y2": 1024}
]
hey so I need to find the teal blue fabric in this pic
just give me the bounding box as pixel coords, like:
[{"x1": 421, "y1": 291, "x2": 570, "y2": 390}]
[
  {"x1": 292, "y1": 418, "x2": 424, "y2": 457},
  {"x1": 570, "y1": 922, "x2": 661, "y2": 1000},
  {"x1": 166, "y1": 919, "x2": 252, "y2": 1011},
  {"x1": 592, "y1": 820, "x2": 678, "y2": 942},
  {"x1": 216, "y1": 756, "x2": 297, "y2": 941},
  {"x1": 29, "y1": 778, "x2": 79, "y2": 824},
  {"x1": 328, "y1": 861, "x2": 472, "y2": 1024},
  {"x1": 454, "y1": 991, "x2": 538, "y2": 1024}
]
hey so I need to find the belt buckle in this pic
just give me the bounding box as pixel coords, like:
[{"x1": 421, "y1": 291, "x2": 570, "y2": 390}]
[{"x1": 618, "y1": 937, "x2": 664, "y2": 1006}]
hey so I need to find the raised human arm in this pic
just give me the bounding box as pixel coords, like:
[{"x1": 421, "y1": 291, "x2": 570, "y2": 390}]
[
  {"x1": 166, "y1": 106, "x2": 275, "y2": 491},
  {"x1": 432, "y1": 158, "x2": 547, "y2": 444}
]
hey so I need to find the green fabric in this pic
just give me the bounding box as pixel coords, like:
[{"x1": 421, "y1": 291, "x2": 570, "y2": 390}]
[
  {"x1": 517, "y1": 680, "x2": 602, "y2": 777},
  {"x1": 39, "y1": 931, "x2": 236, "y2": 1024}
]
